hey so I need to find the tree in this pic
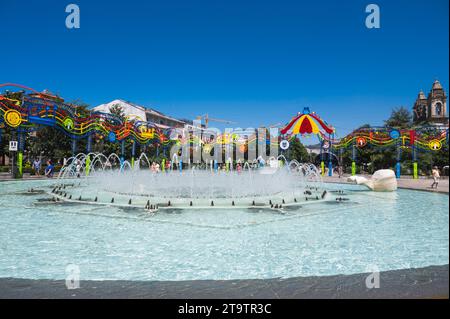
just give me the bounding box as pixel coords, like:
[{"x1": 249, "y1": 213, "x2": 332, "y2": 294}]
[
  {"x1": 109, "y1": 103, "x2": 125, "y2": 121},
  {"x1": 384, "y1": 106, "x2": 412, "y2": 129},
  {"x1": 70, "y1": 99, "x2": 91, "y2": 118},
  {"x1": 289, "y1": 137, "x2": 310, "y2": 162},
  {"x1": 0, "y1": 124, "x2": 12, "y2": 166},
  {"x1": 356, "y1": 123, "x2": 371, "y2": 130},
  {"x1": 27, "y1": 126, "x2": 72, "y2": 161}
]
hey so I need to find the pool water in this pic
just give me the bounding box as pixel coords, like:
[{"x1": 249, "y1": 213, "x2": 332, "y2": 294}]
[{"x1": 0, "y1": 180, "x2": 448, "y2": 281}]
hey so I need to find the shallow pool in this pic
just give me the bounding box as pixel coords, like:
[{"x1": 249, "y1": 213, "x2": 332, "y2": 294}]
[{"x1": 0, "y1": 180, "x2": 448, "y2": 281}]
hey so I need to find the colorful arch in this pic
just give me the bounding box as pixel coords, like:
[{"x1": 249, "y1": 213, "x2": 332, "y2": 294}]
[{"x1": 0, "y1": 83, "x2": 172, "y2": 146}]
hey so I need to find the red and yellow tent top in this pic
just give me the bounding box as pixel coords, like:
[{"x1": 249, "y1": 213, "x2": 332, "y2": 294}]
[{"x1": 281, "y1": 108, "x2": 334, "y2": 135}]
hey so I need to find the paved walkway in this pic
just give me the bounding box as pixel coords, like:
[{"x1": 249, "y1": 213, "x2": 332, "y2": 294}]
[
  {"x1": 322, "y1": 174, "x2": 449, "y2": 194},
  {"x1": 0, "y1": 265, "x2": 447, "y2": 299}
]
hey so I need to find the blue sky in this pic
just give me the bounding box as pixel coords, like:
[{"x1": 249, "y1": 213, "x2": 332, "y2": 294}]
[{"x1": 0, "y1": 0, "x2": 448, "y2": 139}]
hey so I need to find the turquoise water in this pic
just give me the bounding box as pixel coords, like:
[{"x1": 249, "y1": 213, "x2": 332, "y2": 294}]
[{"x1": 0, "y1": 180, "x2": 448, "y2": 281}]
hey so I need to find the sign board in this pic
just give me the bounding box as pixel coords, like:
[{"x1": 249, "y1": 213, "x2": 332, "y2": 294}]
[
  {"x1": 389, "y1": 130, "x2": 400, "y2": 139},
  {"x1": 356, "y1": 136, "x2": 367, "y2": 147},
  {"x1": 108, "y1": 132, "x2": 116, "y2": 143},
  {"x1": 9, "y1": 141, "x2": 18, "y2": 151},
  {"x1": 429, "y1": 140, "x2": 442, "y2": 151},
  {"x1": 280, "y1": 140, "x2": 290, "y2": 150}
]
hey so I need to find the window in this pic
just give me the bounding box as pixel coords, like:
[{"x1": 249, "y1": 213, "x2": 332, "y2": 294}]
[{"x1": 435, "y1": 102, "x2": 442, "y2": 116}]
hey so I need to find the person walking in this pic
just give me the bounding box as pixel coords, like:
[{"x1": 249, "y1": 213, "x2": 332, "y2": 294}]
[
  {"x1": 431, "y1": 166, "x2": 440, "y2": 189},
  {"x1": 338, "y1": 165, "x2": 343, "y2": 178},
  {"x1": 33, "y1": 158, "x2": 42, "y2": 176}
]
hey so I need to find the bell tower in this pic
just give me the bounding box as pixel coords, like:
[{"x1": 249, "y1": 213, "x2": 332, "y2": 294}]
[
  {"x1": 413, "y1": 90, "x2": 428, "y2": 122},
  {"x1": 413, "y1": 80, "x2": 448, "y2": 126},
  {"x1": 427, "y1": 80, "x2": 448, "y2": 125}
]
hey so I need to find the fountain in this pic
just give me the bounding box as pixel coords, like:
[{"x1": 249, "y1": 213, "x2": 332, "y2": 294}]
[
  {"x1": 1, "y1": 153, "x2": 448, "y2": 283},
  {"x1": 52, "y1": 152, "x2": 330, "y2": 212}
]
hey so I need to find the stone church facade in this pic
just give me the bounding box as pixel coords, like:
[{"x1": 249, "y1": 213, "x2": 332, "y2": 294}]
[{"x1": 413, "y1": 80, "x2": 448, "y2": 126}]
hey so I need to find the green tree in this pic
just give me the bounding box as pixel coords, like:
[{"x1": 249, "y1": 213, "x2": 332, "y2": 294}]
[
  {"x1": 0, "y1": 124, "x2": 13, "y2": 166},
  {"x1": 384, "y1": 106, "x2": 412, "y2": 128},
  {"x1": 109, "y1": 103, "x2": 125, "y2": 121},
  {"x1": 289, "y1": 137, "x2": 309, "y2": 162},
  {"x1": 356, "y1": 123, "x2": 371, "y2": 130},
  {"x1": 27, "y1": 126, "x2": 72, "y2": 161}
]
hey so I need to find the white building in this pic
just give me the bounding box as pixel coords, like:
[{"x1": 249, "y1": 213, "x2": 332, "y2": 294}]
[
  {"x1": 92, "y1": 99, "x2": 147, "y2": 122},
  {"x1": 92, "y1": 99, "x2": 187, "y2": 130}
]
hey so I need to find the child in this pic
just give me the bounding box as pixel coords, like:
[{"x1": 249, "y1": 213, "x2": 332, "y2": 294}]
[
  {"x1": 431, "y1": 166, "x2": 440, "y2": 189},
  {"x1": 76, "y1": 160, "x2": 82, "y2": 178},
  {"x1": 33, "y1": 158, "x2": 42, "y2": 176}
]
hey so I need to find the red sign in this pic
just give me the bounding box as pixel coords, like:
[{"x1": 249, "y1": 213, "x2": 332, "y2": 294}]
[{"x1": 356, "y1": 137, "x2": 367, "y2": 147}]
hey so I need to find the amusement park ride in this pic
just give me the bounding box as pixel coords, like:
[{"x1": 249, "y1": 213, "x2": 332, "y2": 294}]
[{"x1": 0, "y1": 83, "x2": 448, "y2": 179}]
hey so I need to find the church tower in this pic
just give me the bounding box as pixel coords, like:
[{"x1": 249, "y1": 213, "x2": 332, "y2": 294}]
[
  {"x1": 413, "y1": 90, "x2": 428, "y2": 122},
  {"x1": 427, "y1": 80, "x2": 447, "y2": 125},
  {"x1": 413, "y1": 80, "x2": 448, "y2": 126}
]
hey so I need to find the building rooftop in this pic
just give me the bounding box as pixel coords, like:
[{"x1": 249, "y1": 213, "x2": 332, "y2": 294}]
[
  {"x1": 145, "y1": 108, "x2": 186, "y2": 125},
  {"x1": 93, "y1": 99, "x2": 186, "y2": 127}
]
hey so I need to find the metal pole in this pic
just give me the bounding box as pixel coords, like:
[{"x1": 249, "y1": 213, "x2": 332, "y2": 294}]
[
  {"x1": 10, "y1": 130, "x2": 17, "y2": 178},
  {"x1": 351, "y1": 142, "x2": 356, "y2": 176},
  {"x1": 85, "y1": 135, "x2": 92, "y2": 175},
  {"x1": 87, "y1": 135, "x2": 92, "y2": 153},
  {"x1": 412, "y1": 131, "x2": 418, "y2": 179},
  {"x1": 131, "y1": 141, "x2": 136, "y2": 168},
  {"x1": 72, "y1": 139, "x2": 77, "y2": 157},
  {"x1": 121, "y1": 140, "x2": 125, "y2": 165},
  {"x1": 328, "y1": 133, "x2": 333, "y2": 177},
  {"x1": 396, "y1": 140, "x2": 401, "y2": 179},
  {"x1": 320, "y1": 142, "x2": 325, "y2": 176},
  {"x1": 17, "y1": 128, "x2": 24, "y2": 178}
]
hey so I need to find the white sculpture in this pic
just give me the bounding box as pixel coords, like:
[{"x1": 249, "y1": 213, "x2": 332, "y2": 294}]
[{"x1": 347, "y1": 169, "x2": 397, "y2": 192}]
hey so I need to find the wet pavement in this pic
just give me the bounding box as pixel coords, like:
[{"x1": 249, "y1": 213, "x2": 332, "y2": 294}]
[{"x1": 0, "y1": 265, "x2": 448, "y2": 299}]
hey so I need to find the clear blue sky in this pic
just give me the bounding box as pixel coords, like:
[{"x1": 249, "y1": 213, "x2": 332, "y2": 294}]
[{"x1": 0, "y1": 0, "x2": 448, "y2": 139}]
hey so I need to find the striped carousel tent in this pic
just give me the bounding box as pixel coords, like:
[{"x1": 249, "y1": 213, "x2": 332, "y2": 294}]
[{"x1": 281, "y1": 107, "x2": 334, "y2": 135}]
